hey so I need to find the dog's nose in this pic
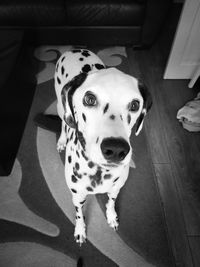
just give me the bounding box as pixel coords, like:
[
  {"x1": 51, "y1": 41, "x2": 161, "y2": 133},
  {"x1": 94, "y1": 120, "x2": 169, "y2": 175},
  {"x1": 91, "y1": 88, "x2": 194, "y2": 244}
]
[{"x1": 101, "y1": 137, "x2": 130, "y2": 163}]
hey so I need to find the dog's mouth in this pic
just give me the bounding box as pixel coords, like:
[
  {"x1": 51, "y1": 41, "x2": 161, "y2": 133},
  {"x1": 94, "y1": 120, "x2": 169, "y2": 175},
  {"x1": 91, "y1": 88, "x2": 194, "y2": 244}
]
[
  {"x1": 100, "y1": 151, "x2": 132, "y2": 169},
  {"x1": 101, "y1": 159, "x2": 126, "y2": 168},
  {"x1": 102, "y1": 163, "x2": 120, "y2": 168}
]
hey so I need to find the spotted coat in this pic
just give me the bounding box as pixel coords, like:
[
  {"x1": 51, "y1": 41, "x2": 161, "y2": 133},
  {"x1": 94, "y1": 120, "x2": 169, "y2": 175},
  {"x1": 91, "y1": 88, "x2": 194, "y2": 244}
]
[{"x1": 54, "y1": 49, "x2": 152, "y2": 246}]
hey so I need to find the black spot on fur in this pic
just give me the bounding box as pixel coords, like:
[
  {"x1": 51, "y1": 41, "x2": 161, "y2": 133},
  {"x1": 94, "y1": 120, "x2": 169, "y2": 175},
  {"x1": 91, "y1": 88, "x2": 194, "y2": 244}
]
[
  {"x1": 82, "y1": 113, "x2": 86, "y2": 122},
  {"x1": 88, "y1": 161, "x2": 94, "y2": 168},
  {"x1": 61, "y1": 56, "x2": 65, "y2": 62},
  {"x1": 89, "y1": 167, "x2": 102, "y2": 185},
  {"x1": 61, "y1": 66, "x2": 65, "y2": 75},
  {"x1": 110, "y1": 114, "x2": 115, "y2": 120},
  {"x1": 82, "y1": 50, "x2": 90, "y2": 57},
  {"x1": 72, "y1": 49, "x2": 82, "y2": 53},
  {"x1": 96, "y1": 137, "x2": 99, "y2": 144},
  {"x1": 127, "y1": 114, "x2": 131, "y2": 124},
  {"x1": 72, "y1": 175, "x2": 77, "y2": 183},
  {"x1": 70, "y1": 131, "x2": 74, "y2": 140},
  {"x1": 73, "y1": 167, "x2": 82, "y2": 179},
  {"x1": 112, "y1": 198, "x2": 116, "y2": 201},
  {"x1": 114, "y1": 177, "x2": 119, "y2": 182},
  {"x1": 66, "y1": 73, "x2": 68, "y2": 78},
  {"x1": 75, "y1": 162, "x2": 80, "y2": 170},
  {"x1": 103, "y1": 103, "x2": 109, "y2": 114},
  {"x1": 81, "y1": 150, "x2": 88, "y2": 161},
  {"x1": 82, "y1": 64, "x2": 91, "y2": 73},
  {"x1": 57, "y1": 76, "x2": 61, "y2": 84},
  {"x1": 120, "y1": 115, "x2": 123, "y2": 121},
  {"x1": 104, "y1": 174, "x2": 111, "y2": 179},
  {"x1": 75, "y1": 206, "x2": 79, "y2": 212},
  {"x1": 87, "y1": 186, "x2": 93, "y2": 192},
  {"x1": 77, "y1": 131, "x2": 86, "y2": 150},
  {"x1": 91, "y1": 180, "x2": 96, "y2": 187},
  {"x1": 74, "y1": 134, "x2": 78, "y2": 145},
  {"x1": 95, "y1": 63, "x2": 105, "y2": 70},
  {"x1": 68, "y1": 156, "x2": 72, "y2": 163},
  {"x1": 71, "y1": 188, "x2": 77, "y2": 193},
  {"x1": 80, "y1": 200, "x2": 86, "y2": 205},
  {"x1": 79, "y1": 57, "x2": 84, "y2": 61},
  {"x1": 76, "y1": 150, "x2": 80, "y2": 158}
]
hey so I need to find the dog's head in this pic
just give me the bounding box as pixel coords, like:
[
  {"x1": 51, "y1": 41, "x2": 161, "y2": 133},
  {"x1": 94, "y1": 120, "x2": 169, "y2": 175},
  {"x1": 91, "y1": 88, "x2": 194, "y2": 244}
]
[{"x1": 62, "y1": 68, "x2": 152, "y2": 167}]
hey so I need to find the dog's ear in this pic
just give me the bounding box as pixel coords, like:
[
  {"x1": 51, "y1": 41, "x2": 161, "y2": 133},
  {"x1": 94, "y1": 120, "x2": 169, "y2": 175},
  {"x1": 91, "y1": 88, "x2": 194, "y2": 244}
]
[
  {"x1": 61, "y1": 72, "x2": 87, "y2": 128},
  {"x1": 135, "y1": 79, "x2": 152, "y2": 136}
]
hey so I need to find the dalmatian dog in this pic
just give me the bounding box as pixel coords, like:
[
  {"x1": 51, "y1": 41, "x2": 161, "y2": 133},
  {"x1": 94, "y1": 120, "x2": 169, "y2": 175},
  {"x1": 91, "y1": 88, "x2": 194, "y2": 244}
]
[{"x1": 54, "y1": 49, "x2": 152, "y2": 245}]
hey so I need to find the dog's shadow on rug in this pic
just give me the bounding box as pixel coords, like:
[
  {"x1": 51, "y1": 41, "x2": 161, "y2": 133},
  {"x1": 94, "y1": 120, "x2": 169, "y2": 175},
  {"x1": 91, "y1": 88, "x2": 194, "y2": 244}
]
[{"x1": 34, "y1": 113, "x2": 61, "y2": 134}]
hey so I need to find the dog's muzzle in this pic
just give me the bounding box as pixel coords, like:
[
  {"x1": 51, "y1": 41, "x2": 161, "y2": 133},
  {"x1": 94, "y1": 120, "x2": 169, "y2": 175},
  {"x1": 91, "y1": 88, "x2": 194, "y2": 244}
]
[{"x1": 100, "y1": 137, "x2": 130, "y2": 163}]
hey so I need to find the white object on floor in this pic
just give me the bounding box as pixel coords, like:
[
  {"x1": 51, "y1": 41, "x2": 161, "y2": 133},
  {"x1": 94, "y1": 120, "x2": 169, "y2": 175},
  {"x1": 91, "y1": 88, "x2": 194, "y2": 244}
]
[{"x1": 177, "y1": 92, "x2": 200, "y2": 132}]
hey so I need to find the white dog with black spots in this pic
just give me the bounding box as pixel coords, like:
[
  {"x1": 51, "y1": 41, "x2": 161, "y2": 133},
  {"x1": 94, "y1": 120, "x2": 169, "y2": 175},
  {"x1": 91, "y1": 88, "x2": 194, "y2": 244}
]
[{"x1": 54, "y1": 49, "x2": 152, "y2": 245}]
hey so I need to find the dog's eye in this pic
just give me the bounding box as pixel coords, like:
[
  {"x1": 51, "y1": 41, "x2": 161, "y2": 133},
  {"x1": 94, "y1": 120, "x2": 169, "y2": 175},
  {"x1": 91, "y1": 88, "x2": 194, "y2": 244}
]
[
  {"x1": 83, "y1": 92, "x2": 97, "y2": 106},
  {"x1": 129, "y1": 99, "x2": 140, "y2": 112}
]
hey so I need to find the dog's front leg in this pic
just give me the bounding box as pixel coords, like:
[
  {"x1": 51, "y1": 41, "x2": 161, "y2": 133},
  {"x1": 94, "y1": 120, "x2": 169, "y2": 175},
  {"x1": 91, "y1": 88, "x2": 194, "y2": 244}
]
[
  {"x1": 57, "y1": 119, "x2": 67, "y2": 152},
  {"x1": 106, "y1": 188, "x2": 121, "y2": 231},
  {"x1": 72, "y1": 193, "x2": 87, "y2": 246},
  {"x1": 106, "y1": 166, "x2": 129, "y2": 230}
]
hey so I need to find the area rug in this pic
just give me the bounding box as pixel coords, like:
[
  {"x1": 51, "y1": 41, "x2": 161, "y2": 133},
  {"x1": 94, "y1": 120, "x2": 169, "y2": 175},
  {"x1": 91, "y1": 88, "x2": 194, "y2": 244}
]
[{"x1": 0, "y1": 46, "x2": 174, "y2": 267}]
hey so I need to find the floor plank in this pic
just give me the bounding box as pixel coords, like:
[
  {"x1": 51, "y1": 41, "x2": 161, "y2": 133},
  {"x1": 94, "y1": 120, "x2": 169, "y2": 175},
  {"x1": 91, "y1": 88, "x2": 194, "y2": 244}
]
[
  {"x1": 154, "y1": 163, "x2": 193, "y2": 267},
  {"x1": 189, "y1": 237, "x2": 200, "y2": 267}
]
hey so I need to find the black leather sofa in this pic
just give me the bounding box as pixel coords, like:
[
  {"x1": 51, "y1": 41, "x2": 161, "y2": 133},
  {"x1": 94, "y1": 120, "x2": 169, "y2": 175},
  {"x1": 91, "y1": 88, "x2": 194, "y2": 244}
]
[
  {"x1": 0, "y1": 0, "x2": 172, "y2": 46},
  {"x1": 0, "y1": 0, "x2": 172, "y2": 175}
]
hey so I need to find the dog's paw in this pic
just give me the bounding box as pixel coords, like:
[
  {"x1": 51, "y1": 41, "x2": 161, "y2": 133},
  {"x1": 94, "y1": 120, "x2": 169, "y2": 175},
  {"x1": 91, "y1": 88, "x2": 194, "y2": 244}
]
[
  {"x1": 107, "y1": 216, "x2": 119, "y2": 231},
  {"x1": 106, "y1": 210, "x2": 119, "y2": 231},
  {"x1": 57, "y1": 138, "x2": 66, "y2": 152},
  {"x1": 74, "y1": 222, "x2": 86, "y2": 246},
  {"x1": 74, "y1": 233, "x2": 86, "y2": 246}
]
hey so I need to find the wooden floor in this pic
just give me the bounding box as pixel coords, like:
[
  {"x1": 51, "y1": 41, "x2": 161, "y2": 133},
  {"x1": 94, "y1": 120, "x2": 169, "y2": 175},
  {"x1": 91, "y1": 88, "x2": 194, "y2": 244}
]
[{"x1": 126, "y1": 4, "x2": 200, "y2": 267}]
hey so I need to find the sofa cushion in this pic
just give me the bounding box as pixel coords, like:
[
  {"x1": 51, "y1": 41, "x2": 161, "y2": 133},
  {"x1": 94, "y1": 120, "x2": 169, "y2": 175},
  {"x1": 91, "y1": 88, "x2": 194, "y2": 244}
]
[
  {"x1": 0, "y1": 0, "x2": 67, "y2": 26},
  {"x1": 66, "y1": 0, "x2": 146, "y2": 26}
]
